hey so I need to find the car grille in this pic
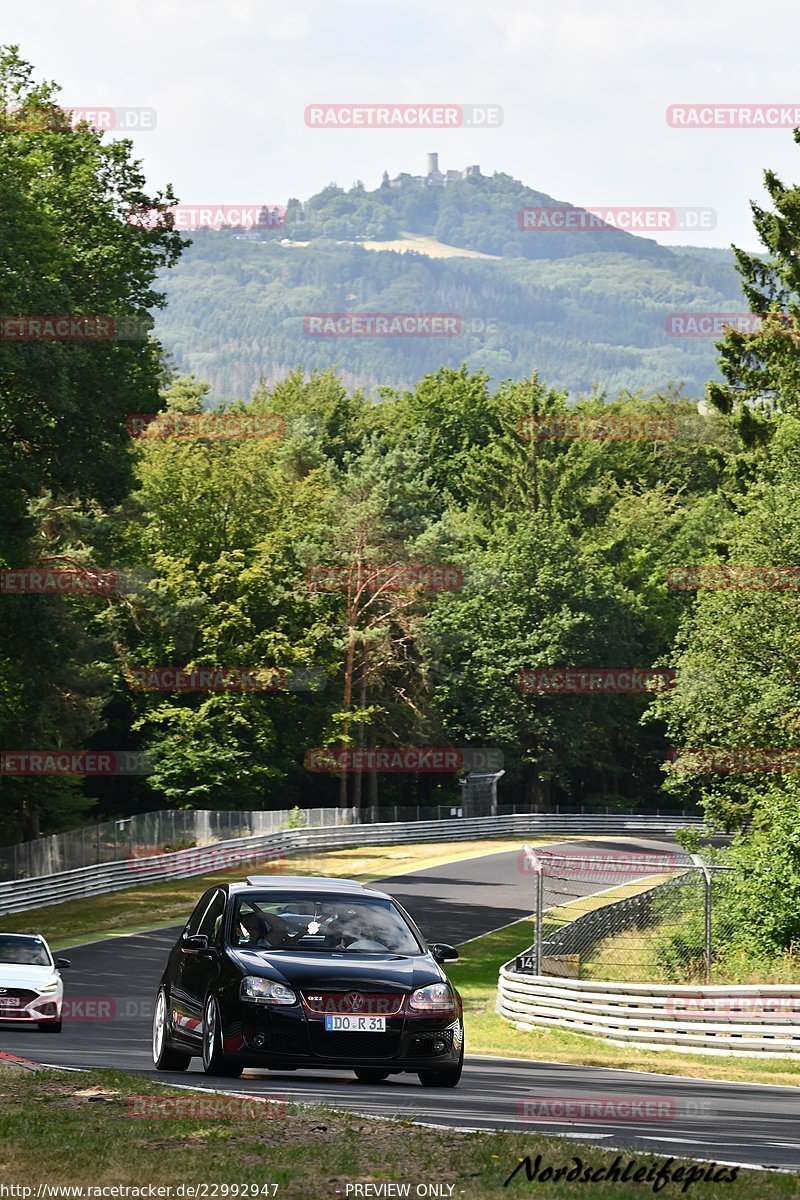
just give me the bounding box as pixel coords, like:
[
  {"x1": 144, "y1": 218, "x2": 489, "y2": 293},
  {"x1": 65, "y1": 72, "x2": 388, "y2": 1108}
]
[
  {"x1": 301, "y1": 991, "x2": 405, "y2": 1016},
  {"x1": 309, "y1": 1027, "x2": 401, "y2": 1059},
  {"x1": 0, "y1": 990, "x2": 37, "y2": 1002}
]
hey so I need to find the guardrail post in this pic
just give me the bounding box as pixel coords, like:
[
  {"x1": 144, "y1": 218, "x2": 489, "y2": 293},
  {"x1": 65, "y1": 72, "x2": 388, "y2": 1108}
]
[
  {"x1": 535, "y1": 864, "x2": 543, "y2": 974},
  {"x1": 691, "y1": 853, "x2": 712, "y2": 984},
  {"x1": 522, "y1": 843, "x2": 544, "y2": 974}
]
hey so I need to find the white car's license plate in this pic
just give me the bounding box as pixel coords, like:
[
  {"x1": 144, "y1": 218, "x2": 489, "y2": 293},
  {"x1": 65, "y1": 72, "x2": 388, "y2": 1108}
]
[
  {"x1": 0, "y1": 997, "x2": 21, "y2": 1008},
  {"x1": 324, "y1": 1015, "x2": 386, "y2": 1032}
]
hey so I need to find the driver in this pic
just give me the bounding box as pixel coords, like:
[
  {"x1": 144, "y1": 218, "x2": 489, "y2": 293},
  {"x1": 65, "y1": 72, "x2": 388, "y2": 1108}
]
[{"x1": 236, "y1": 904, "x2": 303, "y2": 948}]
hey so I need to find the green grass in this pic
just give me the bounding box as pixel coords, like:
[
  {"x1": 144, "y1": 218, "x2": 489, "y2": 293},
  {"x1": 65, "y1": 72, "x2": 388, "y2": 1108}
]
[
  {"x1": 583, "y1": 926, "x2": 800, "y2": 985},
  {"x1": 0, "y1": 1067, "x2": 795, "y2": 1198}
]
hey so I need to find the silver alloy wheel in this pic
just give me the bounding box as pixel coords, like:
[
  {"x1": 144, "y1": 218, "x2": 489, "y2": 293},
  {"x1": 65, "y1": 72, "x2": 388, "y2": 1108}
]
[
  {"x1": 153, "y1": 989, "x2": 166, "y2": 1061},
  {"x1": 203, "y1": 997, "x2": 216, "y2": 1067}
]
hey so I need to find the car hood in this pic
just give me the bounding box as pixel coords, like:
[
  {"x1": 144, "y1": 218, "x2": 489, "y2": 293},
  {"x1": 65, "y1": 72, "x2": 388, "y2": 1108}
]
[
  {"x1": 0, "y1": 964, "x2": 59, "y2": 988},
  {"x1": 227, "y1": 949, "x2": 444, "y2": 992}
]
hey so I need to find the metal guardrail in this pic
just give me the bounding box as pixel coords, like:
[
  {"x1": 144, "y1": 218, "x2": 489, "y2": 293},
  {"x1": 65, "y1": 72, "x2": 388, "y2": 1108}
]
[
  {"x1": 0, "y1": 812, "x2": 693, "y2": 916},
  {"x1": 496, "y1": 971, "x2": 800, "y2": 1056}
]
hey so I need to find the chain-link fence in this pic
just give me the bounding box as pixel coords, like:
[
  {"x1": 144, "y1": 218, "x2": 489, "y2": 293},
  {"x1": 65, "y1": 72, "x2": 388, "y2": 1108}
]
[
  {"x1": 0, "y1": 807, "x2": 386, "y2": 881},
  {"x1": 517, "y1": 846, "x2": 735, "y2": 984}
]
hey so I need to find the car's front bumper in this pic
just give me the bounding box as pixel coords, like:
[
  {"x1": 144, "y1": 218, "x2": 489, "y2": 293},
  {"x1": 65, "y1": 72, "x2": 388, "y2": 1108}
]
[
  {"x1": 0, "y1": 993, "x2": 61, "y2": 1024},
  {"x1": 220, "y1": 1003, "x2": 463, "y2": 1071}
]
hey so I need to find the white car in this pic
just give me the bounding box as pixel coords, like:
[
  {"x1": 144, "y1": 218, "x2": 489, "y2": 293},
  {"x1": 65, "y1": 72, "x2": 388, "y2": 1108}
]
[{"x1": 0, "y1": 933, "x2": 71, "y2": 1032}]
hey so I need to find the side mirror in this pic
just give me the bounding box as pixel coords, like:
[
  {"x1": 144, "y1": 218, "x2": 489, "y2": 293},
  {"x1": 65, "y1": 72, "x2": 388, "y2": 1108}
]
[
  {"x1": 181, "y1": 934, "x2": 210, "y2": 952},
  {"x1": 430, "y1": 943, "x2": 459, "y2": 964},
  {"x1": 55, "y1": 957, "x2": 71, "y2": 969}
]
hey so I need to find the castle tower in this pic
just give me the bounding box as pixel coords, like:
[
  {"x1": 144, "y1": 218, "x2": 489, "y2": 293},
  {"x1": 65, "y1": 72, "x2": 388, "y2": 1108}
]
[{"x1": 426, "y1": 152, "x2": 439, "y2": 176}]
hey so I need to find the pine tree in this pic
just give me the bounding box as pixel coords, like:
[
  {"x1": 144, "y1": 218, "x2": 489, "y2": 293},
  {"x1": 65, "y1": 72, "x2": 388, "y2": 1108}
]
[{"x1": 708, "y1": 129, "x2": 800, "y2": 445}]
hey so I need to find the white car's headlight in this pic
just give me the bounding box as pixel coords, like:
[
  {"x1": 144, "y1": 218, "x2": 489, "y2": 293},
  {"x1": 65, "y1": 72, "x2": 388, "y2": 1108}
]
[
  {"x1": 38, "y1": 980, "x2": 60, "y2": 994},
  {"x1": 408, "y1": 982, "x2": 455, "y2": 1012},
  {"x1": 240, "y1": 976, "x2": 296, "y2": 1005}
]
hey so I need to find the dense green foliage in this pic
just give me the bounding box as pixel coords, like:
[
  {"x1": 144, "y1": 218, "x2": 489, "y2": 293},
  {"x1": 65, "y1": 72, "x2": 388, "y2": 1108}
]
[{"x1": 0, "y1": 47, "x2": 182, "y2": 837}]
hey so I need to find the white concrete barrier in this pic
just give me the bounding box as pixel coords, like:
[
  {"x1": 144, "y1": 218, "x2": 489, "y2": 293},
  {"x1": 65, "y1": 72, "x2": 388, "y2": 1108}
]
[{"x1": 497, "y1": 968, "x2": 800, "y2": 1057}]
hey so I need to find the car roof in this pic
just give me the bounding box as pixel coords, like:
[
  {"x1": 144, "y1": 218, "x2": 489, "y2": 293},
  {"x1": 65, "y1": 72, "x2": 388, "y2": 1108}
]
[
  {"x1": 0, "y1": 932, "x2": 48, "y2": 941},
  {"x1": 246, "y1": 875, "x2": 364, "y2": 889},
  {"x1": 228, "y1": 876, "x2": 392, "y2": 902}
]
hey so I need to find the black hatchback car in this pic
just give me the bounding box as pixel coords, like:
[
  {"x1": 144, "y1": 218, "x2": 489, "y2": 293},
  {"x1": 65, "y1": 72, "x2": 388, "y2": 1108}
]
[{"x1": 152, "y1": 875, "x2": 464, "y2": 1086}]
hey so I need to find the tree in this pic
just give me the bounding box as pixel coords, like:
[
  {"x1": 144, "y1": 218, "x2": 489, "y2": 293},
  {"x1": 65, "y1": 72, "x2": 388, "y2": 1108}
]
[
  {"x1": 653, "y1": 414, "x2": 800, "y2": 829},
  {"x1": 0, "y1": 47, "x2": 183, "y2": 837},
  {"x1": 708, "y1": 128, "x2": 800, "y2": 445},
  {"x1": 423, "y1": 514, "x2": 649, "y2": 807},
  {"x1": 301, "y1": 436, "x2": 449, "y2": 809}
]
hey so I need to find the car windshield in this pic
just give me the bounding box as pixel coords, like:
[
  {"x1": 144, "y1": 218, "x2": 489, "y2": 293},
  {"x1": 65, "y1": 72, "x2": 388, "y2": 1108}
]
[
  {"x1": 230, "y1": 892, "x2": 422, "y2": 955},
  {"x1": 0, "y1": 935, "x2": 51, "y2": 966}
]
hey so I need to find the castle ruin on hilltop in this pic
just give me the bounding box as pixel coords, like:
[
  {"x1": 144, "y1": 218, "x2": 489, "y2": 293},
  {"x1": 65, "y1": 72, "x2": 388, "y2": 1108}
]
[{"x1": 382, "y1": 153, "x2": 483, "y2": 189}]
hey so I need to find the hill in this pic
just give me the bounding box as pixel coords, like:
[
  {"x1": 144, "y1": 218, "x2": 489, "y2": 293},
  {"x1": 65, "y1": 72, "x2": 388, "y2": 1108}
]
[{"x1": 152, "y1": 171, "x2": 745, "y2": 400}]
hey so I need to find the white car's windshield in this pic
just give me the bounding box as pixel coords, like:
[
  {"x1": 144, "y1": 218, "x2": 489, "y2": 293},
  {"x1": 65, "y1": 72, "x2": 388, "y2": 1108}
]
[
  {"x1": 0, "y1": 935, "x2": 51, "y2": 966},
  {"x1": 230, "y1": 892, "x2": 422, "y2": 955}
]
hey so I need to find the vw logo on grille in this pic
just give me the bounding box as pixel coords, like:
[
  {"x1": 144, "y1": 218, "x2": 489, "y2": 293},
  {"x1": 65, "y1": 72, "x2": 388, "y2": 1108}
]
[{"x1": 341, "y1": 992, "x2": 365, "y2": 1012}]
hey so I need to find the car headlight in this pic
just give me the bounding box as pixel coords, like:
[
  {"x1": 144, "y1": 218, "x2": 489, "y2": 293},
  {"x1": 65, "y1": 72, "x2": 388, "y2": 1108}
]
[
  {"x1": 408, "y1": 982, "x2": 455, "y2": 1012},
  {"x1": 38, "y1": 980, "x2": 60, "y2": 994},
  {"x1": 240, "y1": 976, "x2": 296, "y2": 1005}
]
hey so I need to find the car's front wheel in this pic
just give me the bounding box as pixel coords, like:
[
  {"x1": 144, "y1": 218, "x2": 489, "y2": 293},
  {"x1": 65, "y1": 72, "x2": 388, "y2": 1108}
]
[
  {"x1": 418, "y1": 1049, "x2": 463, "y2": 1088},
  {"x1": 202, "y1": 995, "x2": 242, "y2": 1078},
  {"x1": 152, "y1": 987, "x2": 191, "y2": 1072},
  {"x1": 354, "y1": 1068, "x2": 391, "y2": 1083}
]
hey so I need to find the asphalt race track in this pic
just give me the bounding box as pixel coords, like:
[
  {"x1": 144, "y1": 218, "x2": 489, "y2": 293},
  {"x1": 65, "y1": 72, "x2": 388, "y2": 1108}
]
[{"x1": 2, "y1": 837, "x2": 798, "y2": 1174}]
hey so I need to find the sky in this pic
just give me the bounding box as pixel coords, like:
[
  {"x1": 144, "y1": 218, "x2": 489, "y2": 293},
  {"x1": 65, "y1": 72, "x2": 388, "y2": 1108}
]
[{"x1": 5, "y1": 0, "x2": 800, "y2": 250}]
